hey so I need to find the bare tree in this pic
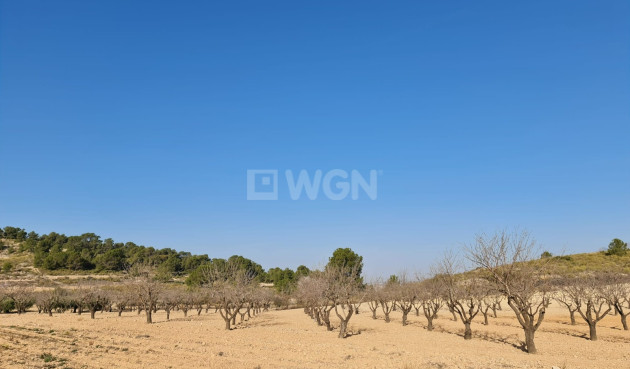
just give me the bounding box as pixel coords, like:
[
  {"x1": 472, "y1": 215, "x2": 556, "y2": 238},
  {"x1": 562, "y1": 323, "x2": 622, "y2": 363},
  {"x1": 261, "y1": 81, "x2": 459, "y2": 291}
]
[
  {"x1": 437, "y1": 253, "x2": 483, "y2": 340},
  {"x1": 78, "y1": 284, "x2": 109, "y2": 319},
  {"x1": 128, "y1": 265, "x2": 162, "y2": 324},
  {"x1": 160, "y1": 289, "x2": 180, "y2": 320},
  {"x1": 201, "y1": 260, "x2": 255, "y2": 330},
  {"x1": 297, "y1": 274, "x2": 324, "y2": 324},
  {"x1": 490, "y1": 295, "x2": 504, "y2": 318},
  {"x1": 466, "y1": 230, "x2": 550, "y2": 354},
  {"x1": 112, "y1": 285, "x2": 133, "y2": 317},
  {"x1": 564, "y1": 274, "x2": 612, "y2": 340},
  {"x1": 35, "y1": 288, "x2": 66, "y2": 317},
  {"x1": 364, "y1": 285, "x2": 380, "y2": 319},
  {"x1": 393, "y1": 277, "x2": 416, "y2": 326},
  {"x1": 605, "y1": 272, "x2": 630, "y2": 330},
  {"x1": 326, "y1": 264, "x2": 362, "y2": 338},
  {"x1": 377, "y1": 284, "x2": 395, "y2": 323},
  {"x1": 480, "y1": 297, "x2": 493, "y2": 325},
  {"x1": 554, "y1": 287, "x2": 579, "y2": 325},
  {"x1": 5, "y1": 284, "x2": 35, "y2": 314},
  {"x1": 417, "y1": 276, "x2": 443, "y2": 331}
]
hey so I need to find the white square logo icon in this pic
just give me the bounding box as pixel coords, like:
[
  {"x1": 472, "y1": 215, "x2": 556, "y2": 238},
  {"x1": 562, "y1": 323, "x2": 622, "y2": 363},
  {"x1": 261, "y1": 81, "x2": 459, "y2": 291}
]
[{"x1": 247, "y1": 170, "x2": 278, "y2": 200}]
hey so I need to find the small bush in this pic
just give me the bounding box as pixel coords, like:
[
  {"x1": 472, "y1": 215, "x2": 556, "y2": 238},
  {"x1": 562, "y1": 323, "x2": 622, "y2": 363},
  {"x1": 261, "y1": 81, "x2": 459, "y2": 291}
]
[
  {"x1": 0, "y1": 298, "x2": 15, "y2": 313},
  {"x1": 2, "y1": 261, "x2": 13, "y2": 273},
  {"x1": 40, "y1": 353, "x2": 55, "y2": 362},
  {"x1": 540, "y1": 251, "x2": 552, "y2": 259}
]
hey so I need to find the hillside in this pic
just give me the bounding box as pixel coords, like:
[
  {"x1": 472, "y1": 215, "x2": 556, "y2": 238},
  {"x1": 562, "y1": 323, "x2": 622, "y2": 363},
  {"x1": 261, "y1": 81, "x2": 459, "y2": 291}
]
[
  {"x1": 542, "y1": 251, "x2": 630, "y2": 274},
  {"x1": 2, "y1": 226, "x2": 629, "y2": 284},
  {"x1": 0, "y1": 226, "x2": 308, "y2": 290}
]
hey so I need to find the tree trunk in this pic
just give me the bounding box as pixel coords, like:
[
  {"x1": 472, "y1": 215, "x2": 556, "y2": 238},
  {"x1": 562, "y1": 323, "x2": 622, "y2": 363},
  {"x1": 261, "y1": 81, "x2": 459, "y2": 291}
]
[
  {"x1": 620, "y1": 314, "x2": 628, "y2": 331},
  {"x1": 315, "y1": 310, "x2": 323, "y2": 326},
  {"x1": 48, "y1": 310, "x2": 53, "y2": 317},
  {"x1": 384, "y1": 312, "x2": 390, "y2": 323},
  {"x1": 569, "y1": 310, "x2": 576, "y2": 325},
  {"x1": 427, "y1": 317, "x2": 434, "y2": 331},
  {"x1": 372, "y1": 309, "x2": 377, "y2": 319},
  {"x1": 90, "y1": 309, "x2": 96, "y2": 319},
  {"x1": 225, "y1": 318, "x2": 231, "y2": 330},
  {"x1": 166, "y1": 309, "x2": 170, "y2": 320},
  {"x1": 450, "y1": 308, "x2": 457, "y2": 322},
  {"x1": 483, "y1": 311, "x2": 489, "y2": 325},
  {"x1": 524, "y1": 327, "x2": 537, "y2": 354},
  {"x1": 338, "y1": 320, "x2": 348, "y2": 338},
  {"x1": 463, "y1": 322, "x2": 472, "y2": 340},
  {"x1": 415, "y1": 307, "x2": 420, "y2": 316},
  {"x1": 589, "y1": 323, "x2": 598, "y2": 341},
  {"x1": 323, "y1": 310, "x2": 333, "y2": 331},
  {"x1": 146, "y1": 308, "x2": 152, "y2": 324},
  {"x1": 401, "y1": 311, "x2": 408, "y2": 326}
]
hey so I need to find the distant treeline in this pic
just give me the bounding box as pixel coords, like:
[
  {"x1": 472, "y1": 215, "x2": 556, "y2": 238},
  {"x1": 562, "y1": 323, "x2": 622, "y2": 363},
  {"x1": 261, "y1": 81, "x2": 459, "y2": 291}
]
[{"x1": 0, "y1": 226, "x2": 311, "y2": 289}]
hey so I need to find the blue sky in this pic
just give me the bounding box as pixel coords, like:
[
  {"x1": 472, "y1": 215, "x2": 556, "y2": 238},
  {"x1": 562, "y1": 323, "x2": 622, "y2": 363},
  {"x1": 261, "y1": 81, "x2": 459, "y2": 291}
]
[{"x1": 1, "y1": 1, "x2": 629, "y2": 278}]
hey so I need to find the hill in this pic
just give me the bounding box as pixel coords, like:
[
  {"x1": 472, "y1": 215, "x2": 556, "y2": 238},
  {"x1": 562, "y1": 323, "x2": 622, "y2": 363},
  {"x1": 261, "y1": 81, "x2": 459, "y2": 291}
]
[{"x1": 0, "y1": 226, "x2": 309, "y2": 290}]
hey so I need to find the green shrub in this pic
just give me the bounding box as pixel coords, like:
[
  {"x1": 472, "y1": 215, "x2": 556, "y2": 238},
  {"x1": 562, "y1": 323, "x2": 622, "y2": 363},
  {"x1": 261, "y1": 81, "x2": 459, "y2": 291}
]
[
  {"x1": 0, "y1": 298, "x2": 15, "y2": 313},
  {"x1": 40, "y1": 353, "x2": 55, "y2": 362},
  {"x1": 606, "y1": 238, "x2": 628, "y2": 256},
  {"x1": 540, "y1": 251, "x2": 552, "y2": 259},
  {"x1": 2, "y1": 261, "x2": 13, "y2": 273}
]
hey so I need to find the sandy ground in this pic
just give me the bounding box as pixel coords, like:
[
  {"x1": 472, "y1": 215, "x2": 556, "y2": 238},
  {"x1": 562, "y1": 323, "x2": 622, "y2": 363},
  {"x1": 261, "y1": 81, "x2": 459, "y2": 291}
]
[{"x1": 1, "y1": 303, "x2": 629, "y2": 369}]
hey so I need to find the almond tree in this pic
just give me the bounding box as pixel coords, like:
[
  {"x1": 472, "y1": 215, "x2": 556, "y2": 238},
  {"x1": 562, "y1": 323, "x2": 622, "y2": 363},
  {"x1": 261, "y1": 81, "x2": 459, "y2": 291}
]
[
  {"x1": 202, "y1": 260, "x2": 255, "y2": 330},
  {"x1": 161, "y1": 289, "x2": 180, "y2": 320},
  {"x1": 178, "y1": 290, "x2": 195, "y2": 317},
  {"x1": 466, "y1": 230, "x2": 550, "y2": 354},
  {"x1": 377, "y1": 284, "x2": 395, "y2": 323},
  {"x1": 565, "y1": 274, "x2": 612, "y2": 340},
  {"x1": 5, "y1": 284, "x2": 34, "y2": 314},
  {"x1": 365, "y1": 285, "x2": 380, "y2": 319},
  {"x1": 437, "y1": 253, "x2": 483, "y2": 340},
  {"x1": 35, "y1": 288, "x2": 66, "y2": 317},
  {"x1": 129, "y1": 265, "x2": 162, "y2": 324},
  {"x1": 326, "y1": 264, "x2": 362, "y2": 338},
  {"x1": 490, "y1": 295, "x2": 503, "y2": 318},
  {"x1": 393, "y1": 278, "x2": 416, "y2": 326},
  {"x1": 79, "y1": 285, "x2": 109, "y2": 319},
  {"x1": 605, "y1": 272, "x2": 630, "y2": 330},
  {"x1": 480, "y1": 297, "x2": 494, "y2": 325},
  {"x1": 554, "y1": 287, "x2": 579, "y2": 325},
  {"x1": 297, "y1": 275, "x2": 324, "y2": 324},
  {"x1": 319, "y1": 286, "x2": 335, "y2": 331},
  {"x1": 113, "y1": 286, "x2": 133, "y2": 317},
  {"x1": 418, "y1": 276, "x2": 443, "y2": 331}
]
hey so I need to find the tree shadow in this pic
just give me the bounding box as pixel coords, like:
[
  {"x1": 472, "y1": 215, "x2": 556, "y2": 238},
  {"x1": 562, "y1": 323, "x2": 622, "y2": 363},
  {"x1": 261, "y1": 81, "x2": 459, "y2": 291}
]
[{"x1": 477, "y1": 331, "x2": 527, "y2": 352}]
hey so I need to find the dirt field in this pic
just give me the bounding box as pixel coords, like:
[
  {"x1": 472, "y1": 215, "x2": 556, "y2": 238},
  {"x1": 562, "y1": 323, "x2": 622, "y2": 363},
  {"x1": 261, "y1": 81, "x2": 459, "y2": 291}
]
[{"x1": 1, "y1": 303, "x2": 629, "y2": 369}]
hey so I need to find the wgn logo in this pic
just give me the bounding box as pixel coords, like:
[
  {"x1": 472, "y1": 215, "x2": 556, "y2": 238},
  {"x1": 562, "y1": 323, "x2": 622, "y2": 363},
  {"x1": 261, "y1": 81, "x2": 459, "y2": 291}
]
[{"x1": 247, "y1": 169, "x2": 379, "y2": 201}]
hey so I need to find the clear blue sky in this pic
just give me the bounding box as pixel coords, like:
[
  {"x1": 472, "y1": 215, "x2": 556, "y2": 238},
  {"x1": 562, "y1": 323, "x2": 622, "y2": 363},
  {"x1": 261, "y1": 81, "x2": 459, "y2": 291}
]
[{"x1": 1, "y1": 1, "x2": 629, "y2": 278}]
